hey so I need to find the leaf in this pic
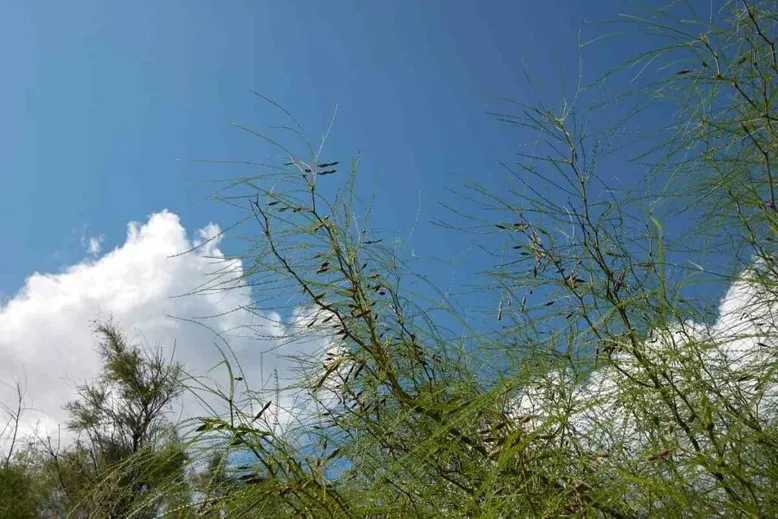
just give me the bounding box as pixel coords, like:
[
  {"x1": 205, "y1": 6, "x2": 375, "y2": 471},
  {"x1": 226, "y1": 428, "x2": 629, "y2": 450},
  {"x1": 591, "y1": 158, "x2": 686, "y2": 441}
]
[
  {"x1": 702, "y1": 395, "x2": 714, "y2": 430},
  {"x1": 239, "y1": 474, "x2": 265, "y2": 484},
  {"x1": 195, "y1": 418, "x2": 228, "y2": 432}
]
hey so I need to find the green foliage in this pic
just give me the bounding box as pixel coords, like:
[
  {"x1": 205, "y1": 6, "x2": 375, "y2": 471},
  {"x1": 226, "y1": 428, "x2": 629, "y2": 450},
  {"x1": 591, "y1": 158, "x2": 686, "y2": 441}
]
[
  {"x1": 13, "y1": 321, "x2": 191, "y2": 518},
  {"x1": 0, "y1": 463, "x2": 37, "y2": 519},
  {"x1": 7, "y1": 1, "x2": 778, "y2": 518},
  {"x1": 66, "y1": 321, "x2": 183, "y2": 454},
  {"x1": 172, "y1": 2, "x2": 778, "y2": 517}
]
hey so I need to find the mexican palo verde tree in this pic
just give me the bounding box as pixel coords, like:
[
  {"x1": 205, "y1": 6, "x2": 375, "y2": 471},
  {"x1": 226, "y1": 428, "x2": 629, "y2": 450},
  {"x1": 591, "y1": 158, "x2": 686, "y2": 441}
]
[{"x1": 181, "y1": 1, "x2": 778, "y2": 517}]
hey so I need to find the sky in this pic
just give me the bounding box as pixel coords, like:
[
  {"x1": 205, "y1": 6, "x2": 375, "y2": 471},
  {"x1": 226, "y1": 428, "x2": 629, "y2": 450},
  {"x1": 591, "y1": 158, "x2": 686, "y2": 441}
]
[
  {"x1": 0, "y1": 0, "x2": 725, "y2": 440},
  {"x1": 0, "y1": 0, "x2": 644, "y2": 293}
]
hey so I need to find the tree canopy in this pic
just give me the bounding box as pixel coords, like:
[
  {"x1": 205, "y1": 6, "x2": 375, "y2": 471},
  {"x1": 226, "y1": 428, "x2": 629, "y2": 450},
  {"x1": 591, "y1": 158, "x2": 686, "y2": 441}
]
[{"x1": 5, "y1": 1, "x2": 778, "y2": 517}]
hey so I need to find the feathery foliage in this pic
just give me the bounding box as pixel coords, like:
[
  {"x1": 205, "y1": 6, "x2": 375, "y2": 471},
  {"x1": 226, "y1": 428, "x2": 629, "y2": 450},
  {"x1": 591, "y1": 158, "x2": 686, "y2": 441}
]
[{"x1": 5, "y1": 1, "x2": 778, "y2": 517}]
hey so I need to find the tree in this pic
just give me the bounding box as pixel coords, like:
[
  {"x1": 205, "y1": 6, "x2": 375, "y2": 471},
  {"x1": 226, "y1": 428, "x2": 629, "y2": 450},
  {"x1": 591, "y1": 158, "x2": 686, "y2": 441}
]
[
  {"x1": 134, "y1": 0, "x2": 778, "y2": 516},
  {"x1": 40, "y1": 320, "x2": 189, "y2": 518},
  {"x1": 0, "y1": 463, "x2": 37, "y2": 519},
  {"x1": 0, "y1": 381, "x2": 38, "y2": 518}
]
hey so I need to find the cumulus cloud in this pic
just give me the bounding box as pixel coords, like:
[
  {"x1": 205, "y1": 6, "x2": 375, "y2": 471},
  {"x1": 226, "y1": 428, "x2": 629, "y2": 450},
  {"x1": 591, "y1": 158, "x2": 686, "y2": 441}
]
[
  {"x1": 513, "y1": 265, "x2": 778, "y2": 456},
  {"x1": 0, "y1": 210, "x2": 329, "y2": 445}
]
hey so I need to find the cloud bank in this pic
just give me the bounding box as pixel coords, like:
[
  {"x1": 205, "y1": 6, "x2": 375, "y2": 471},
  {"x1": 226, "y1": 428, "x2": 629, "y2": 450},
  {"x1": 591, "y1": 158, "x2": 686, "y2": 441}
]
[
  {"x1": 0, "y1": 210, "x2": 327, "y2": 444},
  {"x1": 514, "y1": 265, "x2": 778, "y2": 457}
]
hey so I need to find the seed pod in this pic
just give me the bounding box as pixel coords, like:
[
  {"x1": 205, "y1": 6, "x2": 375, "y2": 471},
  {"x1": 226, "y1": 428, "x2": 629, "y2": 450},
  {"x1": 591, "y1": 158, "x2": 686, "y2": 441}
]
[
  {"x1": 253, "y1": 401, "x2": 272, "y2": 422},
  {"x1": 613, "y1": 271, "x2": 625, "y2": 293},
  {"x1": 326, "y1": 448, "x2": 342, "y2": 460},
  {"x1": 564, "y1": 273, "x2": 583, "y2": 290},
  {"x1": 646, "y1": 448, "x2": 671, "y2": 461},
  {"x1": 352, "y1": 308, "x2": 371, "y2": 319}
]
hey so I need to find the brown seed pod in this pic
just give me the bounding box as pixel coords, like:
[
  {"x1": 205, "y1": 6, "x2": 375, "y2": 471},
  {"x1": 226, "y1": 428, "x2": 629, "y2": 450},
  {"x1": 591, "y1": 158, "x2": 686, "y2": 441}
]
[
  {"x1": 613, "y1": 271, "x2": 625, "y2": 293},
  {"x1": 646, "y1": 448, "x2": 671, "y2": 461}
]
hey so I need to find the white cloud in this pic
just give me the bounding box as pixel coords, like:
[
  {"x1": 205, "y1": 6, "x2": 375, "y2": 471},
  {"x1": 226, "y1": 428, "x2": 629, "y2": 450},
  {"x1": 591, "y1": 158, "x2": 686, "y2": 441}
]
[
  {"x1": 513, "y1": 265, "x2": 778, "y2": 456},
  {"x1": 87, "y1": 235, "x2": 103, "y2": 256},
  {"x1": 0, "y1": 210, "x2": 329, "y2": 447}
]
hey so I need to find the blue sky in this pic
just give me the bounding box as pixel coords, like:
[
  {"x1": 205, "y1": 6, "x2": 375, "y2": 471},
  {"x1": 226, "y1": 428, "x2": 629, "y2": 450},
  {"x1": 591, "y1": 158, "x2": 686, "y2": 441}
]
[
  {"x1": 0, "y1": 0, "x2": 645, "y2": 297},
  {"x1": 2, "y1": 0, "x2": 746, "y2": 443}
]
